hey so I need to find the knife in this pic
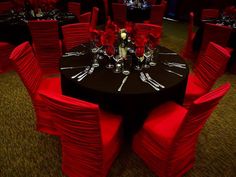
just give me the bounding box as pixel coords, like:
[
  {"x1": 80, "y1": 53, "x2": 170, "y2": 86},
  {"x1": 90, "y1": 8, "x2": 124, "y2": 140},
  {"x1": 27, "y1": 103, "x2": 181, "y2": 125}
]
[
  {"x1": 165, "y1": 69, "x2": 183, "y2": 77},
  {"x1": 117, "y1": 76, "x2": 128, "y2": 92}
]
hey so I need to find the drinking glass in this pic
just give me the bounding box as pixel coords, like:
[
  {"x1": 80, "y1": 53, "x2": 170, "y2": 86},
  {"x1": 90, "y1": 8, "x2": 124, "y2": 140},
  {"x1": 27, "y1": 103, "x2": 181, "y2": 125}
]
[
  {"x1": 134, "y1": 47, "x2": 144, "y2": 70},
  {"x1": 105, "y1": 45, "x2": 115, "y2": 69},
  {"x1": 113, "y1": 56, "x2": 123, "y2": 73}
]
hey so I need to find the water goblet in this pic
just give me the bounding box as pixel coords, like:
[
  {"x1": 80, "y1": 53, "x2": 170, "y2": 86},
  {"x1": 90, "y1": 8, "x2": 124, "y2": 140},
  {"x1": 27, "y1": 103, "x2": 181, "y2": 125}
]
[
  {"x1": 134, "y1": 47, "x2": 144, "y2": 70},
  {"x1": 143, "y1": 48, "x2": 152, "y2": 68},
  {"x1": 148, "y1": 45, "x2": 157, "y2": 66}
]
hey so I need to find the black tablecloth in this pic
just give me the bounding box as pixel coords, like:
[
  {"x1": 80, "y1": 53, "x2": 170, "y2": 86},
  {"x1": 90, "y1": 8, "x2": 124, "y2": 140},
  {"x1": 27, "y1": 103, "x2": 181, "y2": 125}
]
[{"x1": 60, "y1": 44, "x2": 189, "y2": 140}]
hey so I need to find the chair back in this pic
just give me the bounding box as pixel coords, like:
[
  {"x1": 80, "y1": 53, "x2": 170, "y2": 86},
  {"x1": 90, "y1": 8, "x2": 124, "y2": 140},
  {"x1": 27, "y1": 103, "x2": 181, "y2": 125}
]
[
  {"x1": 188, "y1": 12, "x2": 194, "y2": 42},
  {"x1": 200, "y1": 23, "x2": 232, "y2": 53},
  {"x1": 79, "y1": 12, "x2": 92, "y2": 23},
  {"x1": 67, "y1": 2, "x2": 81, "y2": 21},
  {"x1": 149, "y1": 4, "x2": 166, "y2": 26},
  {"x1": 170, "y1": 82, "x2": 230, "y2": 170},
  {"x1": 135, "y1": 23, "x2": 162, "y2": 43},
  {"x1": 201, "y1": 8, "x2": 220, "y2": 20},
  {"x1": 194, "y1": 42, "x2": 231, "y2": 91},
  {"x1": 146, "y1": 0, "x2": 156, "y2": 5},
  {"x1": 28, "y1": 20, "x2": 62, "y2": 74},
  {"x1": 112, "y1": 3, "x2": 127, "y2": 27},
  {"x1": 0, "y1": 1, "x2": 13, "y2": 14},
  {"x1": 9, "y1": 42, "x2": 42, "y2": 96},
  {"x1": 62, "y1": 23, "x2": 90, "y2": 52},
  {"x1": 39, "y1": 91, "x2": 103, "y2": 177},
  {"x1": 0, "y1": 42, "x2": 14, "y2": 73},
  {"x1": 91, "y1": 7, "x2": 99, "y2": 29}
]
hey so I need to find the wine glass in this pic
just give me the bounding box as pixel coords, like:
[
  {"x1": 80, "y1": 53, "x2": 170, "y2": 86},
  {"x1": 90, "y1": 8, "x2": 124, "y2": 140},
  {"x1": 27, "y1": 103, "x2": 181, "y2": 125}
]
[
  {"x1": 134, "y1": 47, "x2": 144, "y2": 70},
  {"x1": 147, "y1": 43, "x2": 156, "y2": 66},
  {"x1": 105, "y1": 45, "x2": 115, "y2": 69},
  {"x1": 143, "y1": 45, "x2": 152, "y2": 68}
]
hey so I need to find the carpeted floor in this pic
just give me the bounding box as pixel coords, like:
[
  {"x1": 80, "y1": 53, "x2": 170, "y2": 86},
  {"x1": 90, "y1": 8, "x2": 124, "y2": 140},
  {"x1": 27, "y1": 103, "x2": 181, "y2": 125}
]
[{"x1": 0, "y1": 20, "x2": 236, "y2": 177}]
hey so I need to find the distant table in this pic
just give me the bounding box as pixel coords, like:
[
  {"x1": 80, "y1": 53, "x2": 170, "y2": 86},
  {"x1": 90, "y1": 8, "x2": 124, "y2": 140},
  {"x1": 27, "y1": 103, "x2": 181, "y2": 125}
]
[
  {"x1": 0, "y1": 10, "x2": 77, "y2": 45},
  {"x1": 60, "y1": 44, "x2": 189, "y2": 139},
  {"x1": 126, "y1": 2, "x2": 151, "y2": 22}
]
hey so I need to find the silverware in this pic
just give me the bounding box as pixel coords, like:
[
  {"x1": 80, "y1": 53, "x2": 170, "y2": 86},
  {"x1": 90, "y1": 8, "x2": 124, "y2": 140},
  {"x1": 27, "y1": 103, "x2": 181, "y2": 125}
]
[
  {"x1": 62, "y1": 51, "x2": 86, "y2": 57},
  {"x1": 71, "y1": 66, "x2": 90, "y2": 79},
  {"x1": 60, "y1": 66, "x2": 88, "y2": 70},
  {"x1": 165, "y1": 69, "x2": 183, "y2": 77},
  {"x1": 140, "y1": 73, "x2": 160, "y2": 91},
  {"x1": 163, "y1": 62, "x2": 186, "y2": 69},
  {"x1": 159, "y1": 52, "x2": 178, "y2": 55},
  {"x1": 144, "y1": 73, "x2": 165, "y2": 88},
  {"x1": 118, "y1": 76, "x2": 128, "y2": 92},
  {"x1": 88, "y1": 66, "x2": 95, "y2": 74},
  {"x1": 140, "y1": 72, "x2": 160, "y2": 89}
]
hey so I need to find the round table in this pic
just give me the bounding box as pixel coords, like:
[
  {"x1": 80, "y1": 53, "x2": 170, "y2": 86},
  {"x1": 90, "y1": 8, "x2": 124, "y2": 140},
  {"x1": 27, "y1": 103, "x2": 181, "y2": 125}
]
[{"x1": 60, "y1": 44, "x2": 189, "y2": 140}]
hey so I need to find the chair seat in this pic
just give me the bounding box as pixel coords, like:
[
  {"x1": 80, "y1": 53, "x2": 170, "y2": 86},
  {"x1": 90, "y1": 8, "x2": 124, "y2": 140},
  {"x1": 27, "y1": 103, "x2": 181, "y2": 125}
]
[
  {"x1": 184, "y1": 73, "x2": 207, "y2": 107},
  {"x1": 143, "y1": 102, "x2": 187, "y2": 148},
  {"x1": 34, "y1": 77, "x2": 61, "y2": 135},
  {"x1": 100, "y1": 110, "x2": 122, "y2": 176},
  {"x1": 38, "y1": 77, "x2": 61, "y2": 92}
]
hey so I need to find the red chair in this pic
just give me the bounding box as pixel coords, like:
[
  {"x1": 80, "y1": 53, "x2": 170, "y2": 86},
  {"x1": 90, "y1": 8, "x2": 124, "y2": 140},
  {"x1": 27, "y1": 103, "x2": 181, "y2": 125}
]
[
  {"x1": 180, "y1": 12, "x2": 197, "y2": 62},
  {"x1": 67, "y1": 2, "x2": 81, "y2": 21},
  {"x1": 0, "y1": 1, "x2": 13, "y2": 14},
  {"x1": 184, "y1": 42, "x2": 231, "y2": 107},
  {"x1": 39, "y1": 91, "x2": 123, "y2": 177},
  {"x1": 0, "y1": 42, "x2": 15, "y2": 73},
  {"x1": 133, "y1": 82, "x2": 231, "y2": 177},
  {"x1": 79, "y1": 12, "x2": 92, "y2": 23},
  {"x1": 91, "y1": 7, "x2": 99, "y2": 30},
  {"x1": 134, "y1": 23, "x2": 162, "y2": 44},
  {"x1": 201, "y1": 8, "x2": 220, "y2": 20},
  {"x1": 146, "y1": 0, "x2": 156, "y2": 5},
  {"x1": 112, "y1": 3, "x2": 127, "y2": 28},
  {"x1": 62, "y1": 23, "x2": 91, "y2": 52},
  {"x1": 145, "y1": 4, "x2": 166, "y2": 26},
  {"x1": 9, "y1": 42, "x2": 61, "y2": 136},
  {"x1": 103, "y1": 0, "x2": 109, "y2": 17},
  {"x1": 200, "y1": 23, "x2": 233, "y2": 54},
  {"x1": 28, "y1": 20, "x2": 62, "y2": 75}
]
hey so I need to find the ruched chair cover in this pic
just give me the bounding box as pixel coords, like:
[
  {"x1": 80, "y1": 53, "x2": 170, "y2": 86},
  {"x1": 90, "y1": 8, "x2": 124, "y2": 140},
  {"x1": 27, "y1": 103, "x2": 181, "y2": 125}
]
[
  {"x1": 79, "y1": 12, "x2": 92, "y2": 23},
  {"x1": 183, "y1": 42, "x2": 231, "y2": 108},
  {"x1": 62, "y1": 23, "x2": 91, "y2": 52},
  {"x1": 0, "y1": 1, "x2": 14, "y2": 14},
  {"x1": 28, "y1": 20, "x2": 62, "y2": 75},
  {"x1": 145, "y1": 4, "x2": 166, "y2": 26},
  {"x1": 39, "y1": 91, "x2": 123, "y2": 177},
  {"x1": 0, "y1": 42, "x2": 15, "y2": 73},
  {"x1": 133, "y1": 82, "x2": 231, "y2": 177},
  {"x1": 180, "y1": 12, "x2": 196, "y2": 62},
  {"x1": 91, "y1": 7, "x2": 99, "y2": 30},
  {"x1": 200, "y1": 23, "x2": 233, "y2": 54},
  {"x1": 9, "y1": 42, "x2": 61, "y2": 135},
  {"x1": 67, "y1": 2, "x2": 81, "y2": 21},
  {"x1": 112, "y1": 3, "x2": 127, "y2": 28},
  {"x1": 146, "y1": 0, "x2": 156, "y2": 5},
  {"x1": 134, "y1": 23, "x2": 162, "y2": 44},
  {"x1": 201, "y1": 8, "x2": 220, "y2": 20}
]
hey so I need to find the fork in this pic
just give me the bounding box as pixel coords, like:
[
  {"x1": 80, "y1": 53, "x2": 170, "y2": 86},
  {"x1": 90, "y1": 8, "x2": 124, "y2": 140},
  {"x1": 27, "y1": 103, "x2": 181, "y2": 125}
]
[
  {"x1": 71, "y1": 66, "x2": 90, "y2": 79},
  {"x1": 140, "y1": 74, "x2": 160, "y2": 91},
  {"x1": 144, "y1": 73, "x2": 165, "y2": 88}
]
